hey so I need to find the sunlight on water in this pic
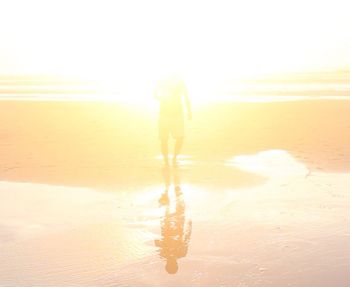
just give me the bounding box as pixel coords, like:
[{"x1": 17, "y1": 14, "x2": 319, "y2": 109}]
[
  {"x1": 2, "y1": 75, "x2": 350, "y2": 105},
  {"x1": 155, "y1": 154, "x2": 195, "y2": 166},
  {"x1": 1, "y1": 149, "x2": 350, "y2": 286},
  {"x1": 226, "y1": 150, "x2": 309, "y2": 177}
]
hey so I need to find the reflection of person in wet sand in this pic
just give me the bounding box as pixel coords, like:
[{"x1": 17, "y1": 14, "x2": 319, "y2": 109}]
[
  {"x1": 154, "y1": 75, "x2": 192, "y2": 166},
  {"x1": 155, "y1": 167, "x2": 192, "y2": 274}
]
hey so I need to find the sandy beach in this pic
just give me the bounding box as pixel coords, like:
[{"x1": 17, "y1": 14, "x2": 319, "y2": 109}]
[{"x1": 1, "y1": 98, "x2": 350, "y2": 286}]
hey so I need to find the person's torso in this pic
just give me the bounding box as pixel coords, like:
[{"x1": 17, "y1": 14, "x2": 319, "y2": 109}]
[{"x1": 158, "y1": 79, "x2": 185, "y2": 117}]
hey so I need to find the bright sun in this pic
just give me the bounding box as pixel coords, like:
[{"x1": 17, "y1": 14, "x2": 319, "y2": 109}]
[{"x1": 1, "y1": 0, "x2": 349, "y2": 103}]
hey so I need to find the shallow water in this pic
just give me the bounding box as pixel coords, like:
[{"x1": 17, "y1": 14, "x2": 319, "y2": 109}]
[{"x1": 1, "y1": 150, "x2": 350, "y2": 286}]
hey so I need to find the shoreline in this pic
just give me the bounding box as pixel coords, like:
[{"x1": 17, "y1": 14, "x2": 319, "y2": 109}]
[{"x1": 0, "y1": 94, "x2": 350, "y2": 102}]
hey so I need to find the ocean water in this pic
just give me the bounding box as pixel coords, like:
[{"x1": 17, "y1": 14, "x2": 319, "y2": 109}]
[{"x1": 1, "y1": 75, "x2": 350, "y2": 103}]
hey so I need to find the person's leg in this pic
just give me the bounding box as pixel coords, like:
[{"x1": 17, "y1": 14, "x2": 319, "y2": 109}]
[
  {"x1": 172, "y1": 115, "x2": 185, "y2": 166},
  {"x1": 159, "y1": 116, "x2": 170, "y2": 166},
  {"x1": 173, "y1": 137, "x2": 183, "y2": 166},
  {"x1": 161, "y1": 138, "x2": 169, "y2": 166}
]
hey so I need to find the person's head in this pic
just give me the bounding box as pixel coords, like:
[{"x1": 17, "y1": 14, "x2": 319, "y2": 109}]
[{"x1": 165, "y1": 257, "x2": 178, "y2": 274}]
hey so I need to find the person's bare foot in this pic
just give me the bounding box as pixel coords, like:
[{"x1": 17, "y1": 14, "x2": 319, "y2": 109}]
[
  {"x1": 175, "y1": 186, "x2": 182, "y2": 196},
  {"x1": 159, "y1": 192, "x2": 169, "y2": 206}
]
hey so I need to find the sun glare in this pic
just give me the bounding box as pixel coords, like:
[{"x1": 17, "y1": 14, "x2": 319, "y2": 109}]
[{"x1": 1, "y1": 0, "x2": 349, "y2": 103}]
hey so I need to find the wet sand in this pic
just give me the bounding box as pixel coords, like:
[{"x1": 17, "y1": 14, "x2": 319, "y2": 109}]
[{"x1": 0, "y1": 99, "x2": 350, "y2": 286}]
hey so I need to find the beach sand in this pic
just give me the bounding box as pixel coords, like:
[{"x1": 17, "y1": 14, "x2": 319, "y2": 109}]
[{"x1": 0, "y1": 99, "x2": 350, "y2": 286}]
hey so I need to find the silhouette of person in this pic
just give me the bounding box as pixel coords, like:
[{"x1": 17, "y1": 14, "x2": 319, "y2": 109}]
[
  {"x1": 155, "y1": 167, "x2": 192, "y2": 274},
  {"x1": 154, "y1": 74, "x2": 191, "y2": 166}
]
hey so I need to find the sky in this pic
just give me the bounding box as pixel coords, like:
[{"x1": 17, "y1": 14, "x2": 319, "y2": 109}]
[{"x1": 0, "y1": 0, "x2": 350, "y2": 82}]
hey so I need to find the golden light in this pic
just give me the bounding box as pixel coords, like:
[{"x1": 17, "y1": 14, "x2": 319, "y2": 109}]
[{"x1": 1, "y1": 0, "x2": 350, "y2": 103}]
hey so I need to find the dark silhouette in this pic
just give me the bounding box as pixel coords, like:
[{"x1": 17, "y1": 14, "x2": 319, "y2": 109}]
[
  {"x1": 154, "y1": 74, "x2": 191, "y2": 166},
  {"x1": 155, "y1": 167, "x2": 192, "y2": 274}
]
